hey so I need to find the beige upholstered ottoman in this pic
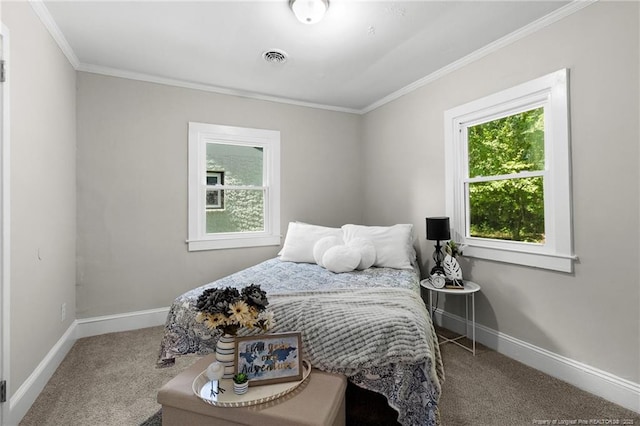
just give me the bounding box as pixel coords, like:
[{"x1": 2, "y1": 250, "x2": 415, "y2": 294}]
[{"x1": 158, "y1": 354, "x2": 347, "y2": 426}]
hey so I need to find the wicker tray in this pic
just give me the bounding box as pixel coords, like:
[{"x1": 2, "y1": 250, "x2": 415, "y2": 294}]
[{"x1": 193, "y1": 360, "x2": 312, "y2": 407}]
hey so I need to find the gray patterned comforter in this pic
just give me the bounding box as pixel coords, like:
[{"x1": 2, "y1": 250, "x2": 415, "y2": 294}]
[{"x1": 157, "y1": 258, "x2": 444, "y2": 426}]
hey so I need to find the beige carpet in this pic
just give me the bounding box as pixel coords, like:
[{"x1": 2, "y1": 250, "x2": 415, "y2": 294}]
[
  {"x1": 436, "y1": 330, "x2": 640, "y2": 425},
  {"x1": 19, "y1": 327, "x2": 196, "y2": 426},
  {"x1": 19, "y1": 326, "x2": 640, "y2": 426}
]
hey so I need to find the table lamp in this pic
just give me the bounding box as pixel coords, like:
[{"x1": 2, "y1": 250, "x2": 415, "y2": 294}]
[{"x1": 426, "y1": 217, "x2": 450, "y2": 275}]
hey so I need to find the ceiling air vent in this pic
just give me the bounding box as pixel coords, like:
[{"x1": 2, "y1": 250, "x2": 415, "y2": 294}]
[{"x1": 262, "y1": 50, "x2": 288, "y2": 64}]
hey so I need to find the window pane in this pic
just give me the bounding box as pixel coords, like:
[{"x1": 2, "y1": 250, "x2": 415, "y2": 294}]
[
  {"x1": 207, "y1": 171, "x2": 223, "y2": 186},
  {"x1": 206, "y1": 143, "x2": 263, "y2": 186},
  {"x1": 469, "y1": 176, "x2": 545, "y2": 243},
  {"x1": 206, "y1": 190, "x2": 264, "y2": 233},
  {"x1": 206, "y1": 189, "x2": 223, "y2": 209},
  {"x1": 468, "y1": 107, "x2": 544, "y2": 178}
]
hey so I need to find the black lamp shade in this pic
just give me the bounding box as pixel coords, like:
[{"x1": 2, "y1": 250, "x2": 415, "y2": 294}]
[{"x1": 426, "y1": 217, "x2": 450, "y2": 241}]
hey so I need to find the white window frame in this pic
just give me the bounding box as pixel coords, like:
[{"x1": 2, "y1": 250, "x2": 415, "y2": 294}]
[
  {"x1": 188, "y1": 122, "x2": 280, "y2": 251},
  {"x1": 444, "y1": 69, "x2": 575, "y2": 272}
]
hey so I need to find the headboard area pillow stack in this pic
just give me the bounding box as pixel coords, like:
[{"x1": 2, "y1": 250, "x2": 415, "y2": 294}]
[
  {"x1": 279, "y1": 222, "x2": 343, "y2": 264},
  {"x1": 279, "y1": 221, "x2": 415, "y2": 273},
  {"x1": 342, "y1": 224, "x2": 415, "y2": 270}
]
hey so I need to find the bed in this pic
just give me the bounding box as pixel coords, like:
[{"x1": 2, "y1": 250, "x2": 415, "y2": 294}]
[{"x1": 157, "y1": 223, "x2": 444, "y2": 426}]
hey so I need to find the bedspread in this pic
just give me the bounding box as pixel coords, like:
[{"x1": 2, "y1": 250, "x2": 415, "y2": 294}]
[{"x1": 158, "y1": 258, "x2": 444, "y2": 426}]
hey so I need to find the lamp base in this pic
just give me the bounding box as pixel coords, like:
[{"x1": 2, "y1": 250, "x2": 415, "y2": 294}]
[{"x1": 431, "y1": 241, "x2": 446, "y2": 276}]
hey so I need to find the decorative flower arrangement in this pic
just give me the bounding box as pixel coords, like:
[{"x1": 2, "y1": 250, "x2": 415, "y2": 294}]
[{"x1": 195, "y1": 284, "x2": 274, "y2": 336}]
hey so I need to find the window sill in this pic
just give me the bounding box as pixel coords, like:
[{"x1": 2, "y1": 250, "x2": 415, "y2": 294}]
[
  {"x1": 187, "y1": 235, "x2": 281, "y2": 251},
  {"x1": 463, "y1": 244, "x2": 577, "y2": 273}
]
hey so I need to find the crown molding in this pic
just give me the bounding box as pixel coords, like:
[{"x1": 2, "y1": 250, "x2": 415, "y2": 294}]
[
  {"x1": 29, "y1": 0, "x2": 596, "y2": 115},
  {"x1": 29, "y1": 0, "x2": 80, "y2": 69},
  {"x1": 360, "y1": 0, "x2": 598, "y2": 114},
  {"x1": 76, "y1": 62, "x2": 361, "y2": 114}
]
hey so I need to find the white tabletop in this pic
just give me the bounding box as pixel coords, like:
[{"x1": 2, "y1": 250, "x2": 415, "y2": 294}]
[{"x1": 420, "y1": 279, "x2": 481, "y2": 294}]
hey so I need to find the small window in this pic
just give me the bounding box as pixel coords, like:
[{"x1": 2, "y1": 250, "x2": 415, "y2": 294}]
[
  {"x1": 444, "y1": 69, "x2": 575, "y2": 272},
  {"x1": 188, "y1": 123, "x2": 280, "y2": 251},
  {"x1": 206, "y1": 171, "x2": 224, "y2": 210}
]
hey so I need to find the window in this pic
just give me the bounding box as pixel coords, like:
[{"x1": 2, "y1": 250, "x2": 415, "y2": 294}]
[
  {"x1": 188, "y1": 122, "x2": 280, "y2": 251},
  {"x1": 206, "y1": 171, "x2": 224, "y2": 210},
  {"x1": 444, "y1": 69, "x2": 574, "y2": 272}
]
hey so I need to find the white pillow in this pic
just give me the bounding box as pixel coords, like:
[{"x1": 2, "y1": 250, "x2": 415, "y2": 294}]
[
  {"x1": 322, "y1": 245, "x2": 361, "y2": 273},
  {"x1": 346, "y1": 238, "x2": 376, "y2": 270},
  {"x1": 280, "y1": 222, "x2": 344, "y2": 264},
  {"x1": 313, "y1": 236, "x2": 342, "y2": 267},
  {"x1": 342, "y1": 224, "x2": 415, "y2": 270}
]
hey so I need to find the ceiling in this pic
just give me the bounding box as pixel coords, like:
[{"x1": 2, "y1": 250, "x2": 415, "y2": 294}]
[{"x1": 40, "y1": 0, "x2": 574, "y2": 113}]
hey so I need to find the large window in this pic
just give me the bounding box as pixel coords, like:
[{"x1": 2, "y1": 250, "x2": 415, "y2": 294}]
[
  {"x1": 444, "y1": 69, "x2": 575, "y2": 272},
  {"x1": 188, "y1": 122, "x2": 280, "y2": 251}
]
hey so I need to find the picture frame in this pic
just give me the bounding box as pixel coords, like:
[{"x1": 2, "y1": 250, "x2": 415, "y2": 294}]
[{"x1": 234, "y1": 332, "x2": 303, "y2": 386}]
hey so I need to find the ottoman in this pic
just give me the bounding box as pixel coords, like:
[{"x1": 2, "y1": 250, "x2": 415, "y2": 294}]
[{"x1": 157, "y1": 354, "x2": 347, "y2": 426}]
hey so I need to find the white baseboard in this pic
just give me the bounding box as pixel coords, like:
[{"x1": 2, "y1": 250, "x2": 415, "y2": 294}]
[
  {"x1": 434, "y1": 308, "x2": 640, "y2": 414},
  {"x1": 8, "y1": 306, "x2": 638, "y2": 425},
  {"x1": 7, "y1": 321, "x2": 77, "y2": 426},
  {"x1": 7, "y1": 307, "x2": 170, "y2": 425},
  {"x1": 75, "y1": 307, "x2": 170, "y2": 339}
]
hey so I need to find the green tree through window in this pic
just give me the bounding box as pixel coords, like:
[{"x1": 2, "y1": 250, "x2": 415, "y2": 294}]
[
  {"x1": 445, "y1": 69, "x2": 572, "y2": 271},
  {"x1": 467, "y1": 107, "x2": 545, "y2": 243}
]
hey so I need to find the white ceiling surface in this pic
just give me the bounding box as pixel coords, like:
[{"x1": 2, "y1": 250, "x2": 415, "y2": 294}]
[{"x1": 43, "y1": 1, "x2": 572, "y2": 113}]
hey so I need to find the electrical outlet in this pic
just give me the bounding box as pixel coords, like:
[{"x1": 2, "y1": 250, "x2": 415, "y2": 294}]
[{"x1": 61, "y1": 303, "x2": 66, "y2": 322}]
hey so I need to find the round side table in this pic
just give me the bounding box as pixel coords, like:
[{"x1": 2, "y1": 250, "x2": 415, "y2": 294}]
[{"x1": 420, "y1": 279, "x2": 481, "y2": 355}]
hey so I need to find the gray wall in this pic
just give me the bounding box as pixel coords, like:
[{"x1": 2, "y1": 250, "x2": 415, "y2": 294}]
[
  {"x1": 76, "y1": 72, "x2": 362, "y2": 318},
  {"x1": 361, "y1": 1, "x2": 639, "y2": 383},
  {"x1": 3, "y1": 3, "x2": 77, "y2": 395}
]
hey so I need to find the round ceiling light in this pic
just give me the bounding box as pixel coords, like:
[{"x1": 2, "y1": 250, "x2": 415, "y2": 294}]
[
  {"x1": 289, "y1": 0, "x2": 329, "y2": 25},
  {"x1": 262, "y1": 50, "x2": 288, "y2": 64}
]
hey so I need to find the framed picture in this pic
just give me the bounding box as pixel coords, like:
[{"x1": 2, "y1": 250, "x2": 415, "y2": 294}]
[{"x1": 234, "y1": 332, "x2": 303, "y2": 386}]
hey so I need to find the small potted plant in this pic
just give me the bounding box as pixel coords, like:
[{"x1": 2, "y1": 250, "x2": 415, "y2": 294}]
[{"x1": 232, "y1": 372, "x2": 249, "y2": 395}]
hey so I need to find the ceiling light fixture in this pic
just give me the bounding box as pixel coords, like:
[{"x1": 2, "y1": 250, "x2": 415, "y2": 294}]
[{"x1": 289, "y1": 0, "x2": 329, "y2": 25}]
